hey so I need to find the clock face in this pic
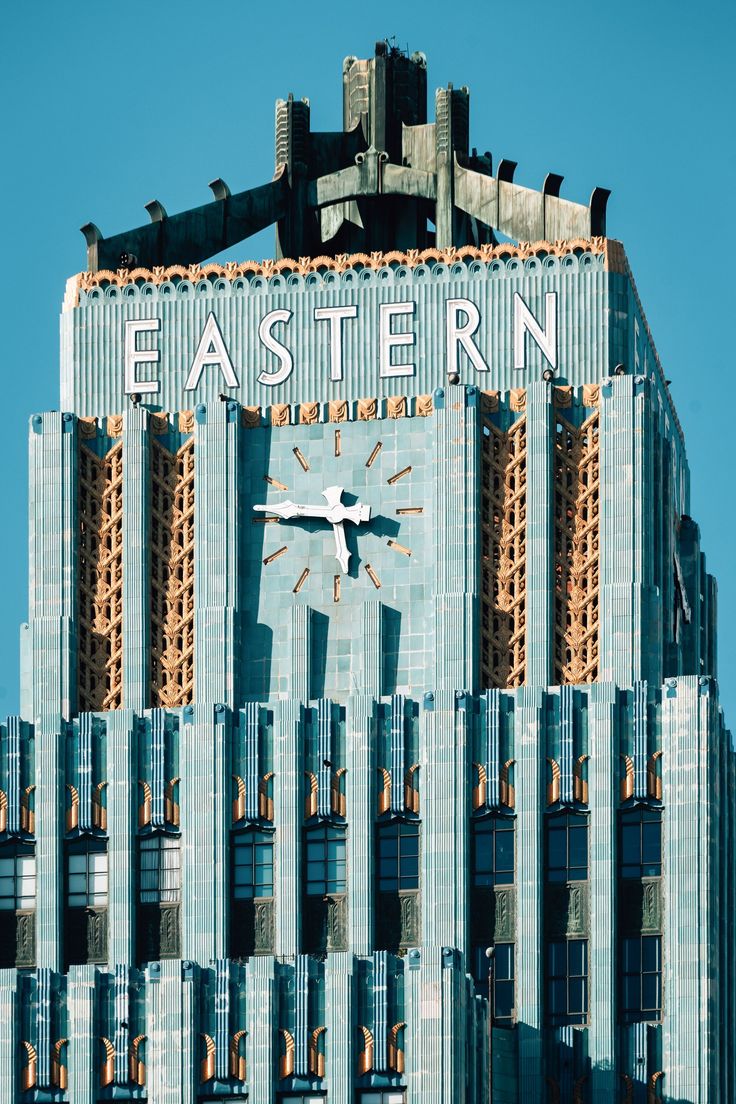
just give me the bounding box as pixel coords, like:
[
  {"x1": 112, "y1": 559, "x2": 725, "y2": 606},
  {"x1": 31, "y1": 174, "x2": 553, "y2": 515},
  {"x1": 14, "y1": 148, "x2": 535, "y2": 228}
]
[
  {"x1": 250, "y1": 422, "x2": 424, "y2": 601},
  {"x1": 242, "y1": 412, "x2": 433, "y2": 700}
]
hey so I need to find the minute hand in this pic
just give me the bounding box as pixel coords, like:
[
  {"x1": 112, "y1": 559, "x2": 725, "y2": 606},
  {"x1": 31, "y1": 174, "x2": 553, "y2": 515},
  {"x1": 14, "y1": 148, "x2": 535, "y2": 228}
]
[{"x1": 253, "y1": 501, "x2": 331, "y2": 520}]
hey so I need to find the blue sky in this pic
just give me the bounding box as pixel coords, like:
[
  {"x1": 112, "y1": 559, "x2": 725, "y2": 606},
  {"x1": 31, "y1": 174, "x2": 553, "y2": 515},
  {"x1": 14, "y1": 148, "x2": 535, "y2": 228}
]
[{"x1": 1, "y1": 0, "x2": 734, "y2": 721}]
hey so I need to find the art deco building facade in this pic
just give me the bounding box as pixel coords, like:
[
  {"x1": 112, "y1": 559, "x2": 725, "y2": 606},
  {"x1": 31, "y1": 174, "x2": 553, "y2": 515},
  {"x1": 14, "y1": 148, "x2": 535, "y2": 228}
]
[{"x1": 0, "y1": 43, "x2": 733, "y2": 1104}]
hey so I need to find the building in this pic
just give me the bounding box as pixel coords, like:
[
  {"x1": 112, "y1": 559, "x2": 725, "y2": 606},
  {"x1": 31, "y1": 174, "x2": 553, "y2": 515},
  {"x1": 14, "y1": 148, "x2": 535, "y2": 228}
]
[{"x1": 0, "y1": 40, "x2": 733, "y2": 1104}]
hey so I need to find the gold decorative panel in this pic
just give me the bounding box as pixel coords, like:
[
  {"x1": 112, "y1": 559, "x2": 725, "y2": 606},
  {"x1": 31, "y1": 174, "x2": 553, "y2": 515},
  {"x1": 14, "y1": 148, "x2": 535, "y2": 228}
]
[
  {"x1": 150, "y1": 436, "x2": 195, "y2": 707},
  {"x1": 553, "y1": 410, "x2": 600, "y2": 684},
  {"x1": 78, "y1": 439, "x2": 124, "y2": 712},
  {"x1": 481, "y1": 414, "x2": 527, "y2": 689}
]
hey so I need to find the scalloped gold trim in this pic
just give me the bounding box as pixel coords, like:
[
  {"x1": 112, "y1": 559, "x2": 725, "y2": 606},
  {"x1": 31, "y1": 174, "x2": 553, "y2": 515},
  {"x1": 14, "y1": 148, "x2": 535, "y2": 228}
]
[{"x1": 70, "y1": 237, "x2": 620, "y2": 305}]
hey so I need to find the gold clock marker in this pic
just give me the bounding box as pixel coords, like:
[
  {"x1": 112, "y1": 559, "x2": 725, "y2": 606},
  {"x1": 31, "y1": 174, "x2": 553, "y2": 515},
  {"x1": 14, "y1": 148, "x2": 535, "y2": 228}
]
[
  {"x1": 396, "y1": 507, "x2": 423, "y2": 515},
  {"x1": 387, "y1": 466, "x2": 411, "y2": 484},
  {"x1": 293, "y1": 567, "x2": 310, "y2": 593},
  {"x1": 334, "y1": 429, "x2": 341, "y2": 457},
  {"x1": 366, "y1": 442, "x2": 382, "y2": 468},
  {"x1": 388, "y1": 540, "x2": 412, "y2": 557},
  {"x1": 293, "y1": 447, "x2": 309, "y2": 472},
  {"x1": 264, "y1": 475, "x2": 288, "y2": 491},
  {"x1": 333, "y1": 575, "x2": 341, "y2": 603},
  {"x1": 365, "y1": 563, "x2": 381, "y2": 588},
  {"x1": 263, "y1": 546, "x2": 288, "y2": 565}
]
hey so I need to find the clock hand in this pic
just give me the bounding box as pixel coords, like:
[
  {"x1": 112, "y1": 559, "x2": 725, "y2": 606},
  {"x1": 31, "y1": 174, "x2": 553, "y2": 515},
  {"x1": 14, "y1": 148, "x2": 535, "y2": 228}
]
[
  {"x1": 254, "y1": 487, "x2": 371, "y2": 525},
  {"x1": 332, "y1": 521, "x2": 350, "y2": 573},
  {"x1": 253, "y1": 500, "x2": 332, "y2": 520}
]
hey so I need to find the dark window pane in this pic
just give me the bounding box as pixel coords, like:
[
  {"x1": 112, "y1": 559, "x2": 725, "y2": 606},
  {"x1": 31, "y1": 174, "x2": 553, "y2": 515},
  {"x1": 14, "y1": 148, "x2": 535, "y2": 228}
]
[
  {"x1": 495, "y1": 832, "x2": 514, "y2": 872},
  {"x1": 568, "y1": 977, "x2": 586, "y2": 1014},
  {"x1": 642, "y1": 974, "x2": 660, "y2": 1012},
  {"x1": 495, "y1": 979, "x2": 513, "y2": 1019},
  {"x1": 548, "y1": 827, "x2": 566, "y2": 872}
]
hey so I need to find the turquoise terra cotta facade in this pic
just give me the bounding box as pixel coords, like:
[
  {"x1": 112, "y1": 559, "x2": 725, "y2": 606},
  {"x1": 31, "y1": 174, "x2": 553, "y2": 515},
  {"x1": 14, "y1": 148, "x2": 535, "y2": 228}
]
[{"x1": 0, "y1": 229, "x2": 733, "y2": 1104}]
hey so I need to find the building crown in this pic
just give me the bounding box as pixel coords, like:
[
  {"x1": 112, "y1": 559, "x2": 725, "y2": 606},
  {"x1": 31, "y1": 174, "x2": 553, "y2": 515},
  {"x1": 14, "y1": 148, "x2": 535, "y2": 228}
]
[{"x1": 81, "y1": 41, "x2": 610, "y2": 272}]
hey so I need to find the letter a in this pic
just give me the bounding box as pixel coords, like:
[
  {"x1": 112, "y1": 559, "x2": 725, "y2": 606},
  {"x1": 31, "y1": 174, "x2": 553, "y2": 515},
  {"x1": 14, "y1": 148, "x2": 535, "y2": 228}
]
[{"x1": 185, "y1": 312, "x2": 240, "y2": 391}]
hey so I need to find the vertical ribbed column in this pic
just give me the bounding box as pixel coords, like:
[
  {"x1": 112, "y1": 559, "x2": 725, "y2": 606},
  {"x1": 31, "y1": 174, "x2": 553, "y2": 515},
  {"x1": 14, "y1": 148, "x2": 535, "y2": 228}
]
[
  {"x1": 404, "y1": 953, "x2": 422, "y2": 1101},
  {"x1": 290, "y1": 605, "x2": 311, "y2": 701},
  {"x1": 247, "y1": 957, "x2": 275, "y2": 1103},
  {"x1": 107, "y1": 709, "x2": 137, "y2": 964},
  {"x1": 67, "y1": 964, "x2": 96, "y2": 1103},
  {"x1": 587, "y1": 683, "x2": 617, "y2": 1096},
  {"x1": 274, "y1": 699, "x2": 303, "y2": 955},
  {"x1": 347, "y1": 694, "x2": 376, "y2": 954},
  {"x1": 662, "y1": 676, "x2": 715, "y2": 1101},
  {"x1": 123, "y1": 406, "x2": 149, "y2": 710},
  {"x1": 181, "y1": 703, "x2": 228, "y2": 961},
  {"x1": 0, "y1": 972, "x2": 18, "y2": 1097},
  {"x1": 412, "y1": 950, "x2": 464, "y2": 1103},
  {"x1": 524, "y1": 382, "x2": 553, "y2": 686},
  {"x1": 421, "y1": 691, "x2": 469, "y2": 950},
  {"x1": 432, "y1": 388, "x2": 479, "y2": 692},
  {"x1": 359, "y1": 600, "x2": 383, "y2": 697},
  {"x1": 28, "y1": 411, "x2": 76, "y2": 721},
  {"x1": 515, "y1": 685, "x2": 545, "y2": 1102},
  {"x1": 599, "y1": 375, "x2": 655, "y2": 685},
  {"x1": 35, "y1": 721, "x2": 63, "y2": 970},
  {"x1": 146, "y1": 960, "x2": 196, "y2": 1104},
  {"x1": 325, "y1": 953, "x2": 352, "y2": 1097},
  {"x1": 194, "y1": 400, "x2": 240, "y2": 708}
]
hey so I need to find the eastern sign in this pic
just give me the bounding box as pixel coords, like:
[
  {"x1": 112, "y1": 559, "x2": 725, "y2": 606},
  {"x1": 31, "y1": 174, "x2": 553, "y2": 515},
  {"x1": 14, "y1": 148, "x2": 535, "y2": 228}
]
[{"x1": 123, "y1": 293, "x2": 558, "y2": 396}]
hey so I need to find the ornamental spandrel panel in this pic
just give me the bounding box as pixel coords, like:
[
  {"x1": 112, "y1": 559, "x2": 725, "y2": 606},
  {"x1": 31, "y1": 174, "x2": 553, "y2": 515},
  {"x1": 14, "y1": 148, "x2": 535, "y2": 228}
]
[
  {"x1": 138, "y1": 903, "x2": 181, "y2": 963},
  {"x1": 16, "y1": 911, "x2": 36, "y2": 969},
  {"x1": 302, "y1": 894, "x2": 347, "y2": 955},
  {"x1": 86, "y1": 907, "x2": 108, "y2": 963},
  {"x1": 471, "y1": 887, "x2": 516, "y2": 944},
  {"x1": 376, "y1": 889, "x2": 421, "y2": 953},
  {"x1": 231, "y1": 898, "x2": 275, "y2": 957},
  {"x1": 545, "y1": 883, "x2": 589, "y2": 937},
  {"x1": 619, "y1": 878, "x2": 663, "y2": 935}
]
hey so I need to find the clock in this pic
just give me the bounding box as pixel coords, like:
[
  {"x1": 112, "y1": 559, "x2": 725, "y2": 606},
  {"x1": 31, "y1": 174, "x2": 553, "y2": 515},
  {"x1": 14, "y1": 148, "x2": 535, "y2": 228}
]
[{"x1": 251, "y1": 423, "x2": 423, "y2": 602}]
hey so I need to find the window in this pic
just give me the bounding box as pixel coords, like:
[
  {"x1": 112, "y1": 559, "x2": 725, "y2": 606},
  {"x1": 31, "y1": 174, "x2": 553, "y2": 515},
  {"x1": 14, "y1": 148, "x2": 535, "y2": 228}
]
[
  {"x1": 547, "y1": 939, "x2": 588, "y2": 1025},
  {"x1": 471, "y1": 944, "x2": 515, "y2": 1022},
  {"x1": 358, "y1": 1092, "x2": 406, "y2": 1103},
  {"x1": 546, "y1": 813, "x2": 588, "y2": 882},
  {"x1": 621, "y1": 935, "x2": 662, "y2": 1022},
  {"x1": 67, "y1": 845, "x2": 108, "y2": 908},
  {"x1": 377, "y1": 820, "x2": 420, "y2": 892},
  {"x1": 278, "y1": 1095, "x2": 326, "y2": 1103},
  {"x1": 139, "y1": 835, "x2": 180, "y2": 903},
  {"x1": 0, "y1": 844, "x2": 35, "y2": 910},
  {"x1": 232, "y1": 829, "x2": 274, "y2": 900},
  {"x1": 620, "y1": 808, "x2": 662, "y2": 879},
  {"x1": 305, "y1": 824, "x2": 346, "y2": 896},
  {"x1": 472, "y1": 816, "x2": 514, "y2": 887}
]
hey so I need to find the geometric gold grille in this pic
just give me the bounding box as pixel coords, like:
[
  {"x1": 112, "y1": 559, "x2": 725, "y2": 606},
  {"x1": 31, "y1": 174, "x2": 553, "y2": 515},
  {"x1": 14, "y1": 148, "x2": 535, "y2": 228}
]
[
  {"x1": 481, "y1": 411, "x2": 527, "y2": 689},
  {"x1": 78, "y1": 439, "x2": 124, "y2": 712},
  {"x1": 553, "y1": 408, "x2": 600, "y2": 684},
  {"x1": 150, "y1": 435, "x2": 195, "y2": 707}
]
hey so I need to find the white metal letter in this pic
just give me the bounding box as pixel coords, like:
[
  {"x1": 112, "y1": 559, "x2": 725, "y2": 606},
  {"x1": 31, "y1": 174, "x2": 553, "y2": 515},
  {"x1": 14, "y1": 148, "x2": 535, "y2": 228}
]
[
  {"x1": 257, "y1": 309, "x2": 294, "y2": 387},
  {"x1": 446, "y1": 298, "x2": 489, "y2": 375},
  {"x1": 513, "y1": 292, "x2": 558, "y2": 371},
  {"x1": 379, "y1": 301, "x2": 416, "y2": 379},
  {"x1": 124, "y1": 318, "x2": 161, "y2": 395},
  {"x1": 185, "y1": 311, "x2": 240, "y2": 391},
  {"x1": 314, "y1": 305, "x2": 358, "y2": 382}
]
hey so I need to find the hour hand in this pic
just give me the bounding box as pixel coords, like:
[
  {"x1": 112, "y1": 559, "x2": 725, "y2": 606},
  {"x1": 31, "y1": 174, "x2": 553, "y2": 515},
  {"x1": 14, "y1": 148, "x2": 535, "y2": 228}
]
[{"x1": 332, "y1": 521, "x2": 350, "y2": 573}]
